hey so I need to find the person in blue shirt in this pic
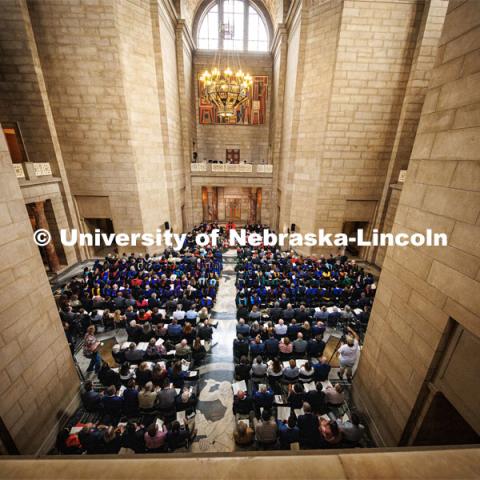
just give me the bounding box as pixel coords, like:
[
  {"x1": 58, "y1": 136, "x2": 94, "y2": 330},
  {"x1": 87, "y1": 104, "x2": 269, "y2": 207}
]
[
  {"x1": 287, "y1": 319, "x2": 300, "y2": 340},
  {"x1": 313, "y1": 356, "x2": 331, "y2": 382},
  {"x1": 102, "y1": 385, "x2": 124, "y2": 423},
  {"x1": 307, "y1": 335, "x2": 326, "y2": 358},
  {"x1": 314, "y1": 307, "x2": 329, "y2": 322},
  {"x1": 167, "y1": 318, "x2": 183, "y2": 339},
  {"x1": 81, "y1": 380, "x2": 103, "y2": 412},
  {"x1": 253, "y1": 384, "x2": 274, "y2": 416},
  {"x1": 167, "y1": 361, "x2": 188, "y2": 389},
  {"x1": 277, "y1": 416, "x2": 300, "y2": 449},
  {"x1": 185, "y1": 306, "x2": 198, "y2": 324},
  {"x1": 264, "y1": 334, "x2": 279, "y2": 358},
  {"x1": 311, "y1": 320, "x2": 326, "y2": 338},
  {"x1": 122, "y1": 378, "x2": 139, "y2": 417},
  {"x1": 249, "y1": 335, "x2": 265, "y2": 357},
  {"x1": 236, "y1": 318, "x2": 251, "y2": 337}
]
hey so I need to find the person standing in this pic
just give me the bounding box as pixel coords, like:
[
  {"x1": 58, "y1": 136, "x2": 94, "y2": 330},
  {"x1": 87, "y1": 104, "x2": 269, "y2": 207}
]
[
  {"x1": 83, "y1": 325, "x2": 102, "y2": 374},
  {"x1": 337, "y1": 327, "x2": 360, "y2": 382}
]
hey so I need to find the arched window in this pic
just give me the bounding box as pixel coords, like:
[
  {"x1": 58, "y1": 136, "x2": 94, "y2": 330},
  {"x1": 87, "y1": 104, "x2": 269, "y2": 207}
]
[{"x1": 197, "y1": 0, "x2": 270, "y2": 52}]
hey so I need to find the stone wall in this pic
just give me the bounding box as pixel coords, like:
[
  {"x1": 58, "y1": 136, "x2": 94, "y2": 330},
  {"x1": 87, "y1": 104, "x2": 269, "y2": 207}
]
[
  {"x1": 316, "y1": 0, "x2": 426, "y2": 241},
  {"x1": 373, "y1": 183, "x2": 401, "y2": 268},
  {"x1": 0, "y1": 0, "x2": 86, "y2": 265},
  {"x1": 279, "y1": 0, "x2": 343, "y2": 239},
  {"x1": 152, "y1": 0, "x2": 188, "y2": 232},
  {"x1": 177, "y1": 0, "x2": 198, "y2": 34},
  {"x1": 275, "y1": 0, "x2": 447, "y2": 257},
  {"x1": 277, "y1": 1, "x2": 303, "y2": 232},
  {"x1": 0, "y1": 132, "x2": 79, "y2": 454},
  {"x1": 177, "y1": 23, "x2": 196, "y2": 230},
  {"x1": 367, "y1": 0, "x2": 449, "y2": 267},
  {"x1": 2, "y1": 447, "x2": 480, "y2": 480},
  {"x1": 27, "y1": 0, "x2": 186, "y2": 242},
  {"x1": 0, "y1": 1, "x2": 56, "y2": 165},
  {"x1": 269, "y1": 23, "x2": 288, "y2": 230},
  {"x1": 116, "y1": 0, "x2": 173, "y2": 234},
  {"x1": 28, "y1": 0, "x2": 146, "y2": 238},
  {"x1": 262, "y1": 0, "x2": 287, "y2": 29},
  {"x1": 354, "y1": 0, "x2": 480, "y2": 446}
]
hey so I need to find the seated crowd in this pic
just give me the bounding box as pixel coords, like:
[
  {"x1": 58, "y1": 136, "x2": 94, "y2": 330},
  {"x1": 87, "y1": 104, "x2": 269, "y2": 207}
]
[
  {"x1": 59, "y1": 223, "x2": 224, "y2": 359},
  {"x1": 235, "y1": 224, "x2": 375, "y2": 327},
  {"x1": 55, "y1": 223, "x2": 368, "y2": 454},
  {"x1": 57, "y1": 371, "x2": 199, "y2": 454},
  {"x1": 58, "y1": 304, "x2": 215, "y2": 454},
  {"x1": 56, "y1": 224, "x2": 225, "y2": 454},
  {"x1": 230, "y1": 326, "x2": 363, "y2": 449},
  {"x1": 231, "y1": 225, "x2": 368, "y2": 449}
]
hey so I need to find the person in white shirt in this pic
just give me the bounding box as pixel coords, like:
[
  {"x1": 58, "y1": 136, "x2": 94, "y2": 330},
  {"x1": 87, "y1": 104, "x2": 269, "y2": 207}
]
[
  {"x1": 324, "y1": 383, "x2": 345, "y2": 406},
  {"x1": 173, "y1": 304, "x2": 186, "y2": 322},
  {"x1": 299, "y1": 361, "x2": 315, "y2": 382},
  {"x1": 274, "y1": 319, "x2": 287, "y2": 336},
  {"x1": 337, "y1": 327, "x2": 360, "y2": 381},
  {"x1": 250, "y1": 355, "x2": 268, "y2": 378}
]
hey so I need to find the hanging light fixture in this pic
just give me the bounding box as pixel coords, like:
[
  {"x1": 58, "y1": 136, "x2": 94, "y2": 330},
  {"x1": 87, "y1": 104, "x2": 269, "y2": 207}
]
[
  {"x1": 199, "y1": 21, "x2": 253, "y2": 118},
  {"x1": 200, "y1": 68, "x2": 252, "y2": 117}
]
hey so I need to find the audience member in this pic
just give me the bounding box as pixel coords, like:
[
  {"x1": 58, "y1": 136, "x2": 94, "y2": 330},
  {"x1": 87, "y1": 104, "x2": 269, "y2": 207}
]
[
  {"x1": 81, "y1": 380, "x2": 102, "y2": 412},
  {"x1": 324, "y1": 383, "x2": 345, "y2": 406},
  {"x1": 277, "y1": 416, "x2": 300, "y2": 449},
  {"x1": 297, "y1": 402, "x2": 320, "y2": 449},
  {"x1": 253, "y1": 410, "x2": 278, "y2": 447},
  {"x1": 234, "y1": 420, "x2": 255, "y2": 446},
  {"x1": 337, "y1": 327, "x2": 360, "y2": 382}
]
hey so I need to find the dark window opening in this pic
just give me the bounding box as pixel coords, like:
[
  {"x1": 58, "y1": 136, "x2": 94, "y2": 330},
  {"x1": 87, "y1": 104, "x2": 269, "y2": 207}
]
[
  {"x1": 414, "y1": 392, "x2": 480, "y2": 446},
  {"x1": 2, "y1": 123, "x2": 28, "y2": 164}
]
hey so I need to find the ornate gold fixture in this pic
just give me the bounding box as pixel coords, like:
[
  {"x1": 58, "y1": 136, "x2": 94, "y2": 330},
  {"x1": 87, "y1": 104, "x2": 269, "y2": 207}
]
[{"x1": 200, "y1": 67, "x2": 252, "y2": 117}]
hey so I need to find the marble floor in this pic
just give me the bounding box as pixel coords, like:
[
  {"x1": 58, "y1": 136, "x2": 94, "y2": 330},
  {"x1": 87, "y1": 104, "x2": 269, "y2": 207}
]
[{"x1": 190, "y1": 248, "x2": 238, "y2": 453}]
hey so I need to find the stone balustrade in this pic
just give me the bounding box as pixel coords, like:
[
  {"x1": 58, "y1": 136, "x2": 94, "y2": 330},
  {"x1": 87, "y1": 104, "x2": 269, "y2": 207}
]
[
  {"x1": 13, "y1": 162, "x2": 53, "y2": 181},
  {"x1": 191, "y1": 162, "x2": 273, "y2": 175}
]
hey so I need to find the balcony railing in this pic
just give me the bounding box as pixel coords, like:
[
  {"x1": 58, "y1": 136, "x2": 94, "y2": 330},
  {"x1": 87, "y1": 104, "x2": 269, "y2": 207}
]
[
  {"x1": 190, "y1": 163, "x2": 273, "y2": 174},
  {"x1": 13, "y1": 162, "x2": 53, "y2": 181}
]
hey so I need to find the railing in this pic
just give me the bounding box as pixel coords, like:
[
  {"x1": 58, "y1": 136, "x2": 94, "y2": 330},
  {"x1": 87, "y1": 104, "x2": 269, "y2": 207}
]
[
  {"x1": 13, "y1": 164, "x2": 25, "y2": 179},
  {"x1": 33, "y1": 162, "x2": 52, "y2": 177},
  {"x1": 190, "y1": 163, "x2": 273, "y2": 174},
  {"x1": 13, "y1": 162, "x2": 53, "y2": 180}
]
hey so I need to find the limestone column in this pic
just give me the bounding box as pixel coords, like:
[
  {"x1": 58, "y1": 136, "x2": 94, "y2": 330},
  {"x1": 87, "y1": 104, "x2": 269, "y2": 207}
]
[
  {"x1": 256, "y1": 188, "x2": 262, "y2": 223},
  {"x1": 206, "y1": 187, "x2": 218, "y2": 222},
  {"x1": 211, "y1": 187, "x2": 218, "y2": 221},
  {"x1": 249, "y1": 187, "x2": 257, "y2": 224},
  {"x1": 202, "y1": 187, "x2": 209, "y2": 221},
  {"x1": 32, "y1": 201, "x2": 61, "y2": 273}
]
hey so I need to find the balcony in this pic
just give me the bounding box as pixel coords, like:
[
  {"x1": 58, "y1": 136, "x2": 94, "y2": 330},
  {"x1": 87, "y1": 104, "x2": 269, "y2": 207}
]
[
  {"x1": 190, "y1": 162, "x2": 273, "y2": 177},
  {"x1": 13, "y1": 162, "x2": 59, "y2": 186}
]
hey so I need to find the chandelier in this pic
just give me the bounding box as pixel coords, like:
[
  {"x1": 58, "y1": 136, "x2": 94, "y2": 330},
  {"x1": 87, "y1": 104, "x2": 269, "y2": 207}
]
[{"x1": 200, "y1": 67, "x2": 253, "y2": 117}]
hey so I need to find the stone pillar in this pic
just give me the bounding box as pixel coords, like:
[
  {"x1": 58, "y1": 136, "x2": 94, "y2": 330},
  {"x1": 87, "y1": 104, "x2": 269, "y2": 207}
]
[
  {"x1": 354, "y1": 0, "x2": 480, "y2": 446},
  {"x1": 249, "y1": 187, "x2": 257, "y2": 224},
  {"x1": 211, "y1": 187, "x2": 218, "y2": 221},
  {"x1": 256, "y1": 188, "x2": 262, "y2": 223},
  {"x1": 207, "y1": 187, "x2": 218, "y2": 222},
  {"x1": 0, "y1": 132, "x2": 79, "y2": 454},
  {"x1": 201, "y1": 187, "x2": 208, "y2": 221},
  {"x1": 364, "y1": 0, "x2": 449, "y2": 266},
  {"x1": 32, "y1": 201, "x2": 61, "y2": 273}
]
